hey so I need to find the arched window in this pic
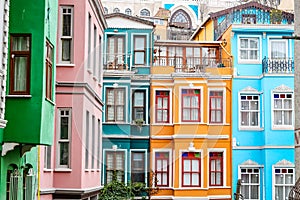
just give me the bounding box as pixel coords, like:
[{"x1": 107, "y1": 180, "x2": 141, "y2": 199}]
[
  {"x1": 113, "y1": 8, "x2": 120, "y2": 13},
  {"x1": 23, "y1": 164, "x2": 35, "y2": 200},
  {"x1": 140, "y1": 9, "x2": 150, "y2": 16},
  {"x1": 104, "y1": 7, "x2": 108, "y2": 14},
  {"x1": 6, "y1": 164, "x2": 19, "y2": 200},
  {"x1": 170, "y1": 9, "x2": 192, "y2": 29},
  {"x1": 125, "y1": 8, "x2": 132, "y2": 15}
]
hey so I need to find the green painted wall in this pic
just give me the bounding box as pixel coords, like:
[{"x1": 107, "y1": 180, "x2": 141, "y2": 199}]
[{"x1": 4, "y1": 0, "x2": 57, "y2": 145}]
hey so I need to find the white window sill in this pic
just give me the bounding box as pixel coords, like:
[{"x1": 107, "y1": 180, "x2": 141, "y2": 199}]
[
  {"x1": 54, "y1": 168, "x2": 72, "y2": 172},
  {"x1": 45, "y1": 98, "x2": 55, "y2": 105},
  {"x1": 57, "y1": 63, "x2": 75, "y2": 67},
  {"x1": 238, "y1": 60, "x2": 261, "y2": 65},
  {"x1": 209, "y1": 186, "x2": 231, "y2": 189},
  {"x1": 272, "y1": 126, "x2": 294, "y2": 130},
  {"x1": 239, "y1": 127, "x2": 264, "y2": 131},
  {"x1": 6, "y1": 95, "x2": 32, "y2": 98},
  {"x1": 43, "y1": 169, "x2": 53, "y2": 172}
]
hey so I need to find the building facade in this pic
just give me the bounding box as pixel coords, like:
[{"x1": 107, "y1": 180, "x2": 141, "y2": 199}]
[
  {"x1": 193, "y1": 2, "x2": 295, "y2": 199},
  {"x1": 0, "y1": 0, "x2": 58, "y2": 199},
  {"x1": 150, "y1": 40, "x2": 233, "y2": 199},
  {"x1": 39, "y1": 0, "x2": 107, "y2": 199},
  {"x1": 101, "y1": 13, "x2": 154, "y2": 186}
]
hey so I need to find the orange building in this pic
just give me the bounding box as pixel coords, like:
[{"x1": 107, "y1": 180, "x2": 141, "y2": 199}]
[{"x1": 150, "y1": 40, "x2": 232, "y2": 199}]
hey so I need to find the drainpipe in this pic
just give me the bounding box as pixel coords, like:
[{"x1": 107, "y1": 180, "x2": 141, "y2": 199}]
[{"x1": 37, "y1": 146, "x2": 40, "y2": 200}]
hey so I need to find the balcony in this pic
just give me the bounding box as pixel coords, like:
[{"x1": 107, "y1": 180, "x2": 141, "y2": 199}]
[
  {"x1": 153, "y1": 56, "x2": 232, "y2": 73},
  {"x1": 262, "y1": 57, "x2": 294, "y2": 74},
  {"x1": 104, "y1": 54, "x2": 128, "y2": 70}
]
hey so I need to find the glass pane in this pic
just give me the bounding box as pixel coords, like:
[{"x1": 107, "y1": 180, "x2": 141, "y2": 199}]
[
  {"x1": 162, "y1": 173, "x2": 167, "y2": 185},
  {"x1": 211, "y1": 172, "x2": 215, "y2": 185},
  {"x1": 107, "y1": 106, "x2": 114, "y2": 120},
  {"x1": 250, "y1": 50, "x2": 258, "y2": 59},
  {"x1": 107, "y1": 153, "x2": 113, "y2": 168},
  {"x1": 183, "y1": 160, "x2": 190, "y2": 172},
  {"x1": 251, "y1": 100, "x2": 259, "y2": 110},
  {"x1": 191, "y1": 109, "x2": 199, "y2": 120},
  {"x1": 60, "y1": 142, "x2": 69, "y2": 165},
  {"x1": 284, "y1": 99, "x2": 292, "y2": 109},
  {"x1": 241, "y1": 185, "x2": 249, "y2": 199},
  {"x1": 135, "y1": 37, "x2": 145, "y2": 50},
  {"x1": 163, "y1": 97, "x2": 168, "y2": 108},
  {"x1": 183, "y1": 109, "x2": 190, "y2": 120},
  {"x1": 251, "y1": 185, "x2": 259, "y2": 199},
  {"x1": 135, "y1": 52, "x2": 145, "y2": 65},
  {"x1": 183, "y1": 96, "x2": 190, "y2": 107},
  {"x1": 284, "y1": 111, "x2": 292, "y2": 125},
  {"x1": 240, "y1": 39, "x2": 248, "y2": 48},
  {"x1": 116, "y1": 90, "x2": 124, "y2": 104},
  {"x1": 13, "y1": 56, "x2": 27, "y2": 91},
  {"x1": 275, "y1": 186, "x2": 283, "y2": 200},
  {"x1": 12, "y1": 36, "x2": 30, "y2": 51},
  {"x1": 157, "y1": 98, "x2": 162, "y2": 108},
  {"x1": 62, "y1": 39, "x2": 71, "y2": 61},
  {"x1": 216, "y1": 159, "x2": 221, "y2": 171},
  {"x1": 241, "y1": 101, "x2": 249, "y2": 110},
  {"x1": 251, "y1": 174, "x2": 259, "y2": 183},
  {"x1": 192, "y1": 173, "x2": 199, "y2": 185},
  {"x1": 116, "y1": 106, "x2": 124, "y2": 121},
  {"x1": 63, "y1": 14, "x2": 71, "y2": 36},
  {"x1": 250, "y1": 112, "x2": 258, "y2": 126},
  {"x1": 285, "y1": 174, "x2": 293, "y2": 184},
  {"x1": 183, "y1": 173, "x2": 190, "y2": 185},
  {"x1": 60, "y1": 116, "x2": 69, "y2": 139},
  {"x1": 250, "y1": 39, "x2": 258, "y2": 48},
  {"x1": 240, "y1": 50, "x2": 248, "y2": 59},
  {"x1": 241, "y1": 112, "x2": 249, "y2": 126},
  {"x1": 192, "y1": 160, "x2": 199, "y2": 172},
  {"x1": 162, "y1": 160, "x2": 168, "y2": 171},
  {"x1": 191, "y1": 96, "x2": 199, "y2": 107},
  {"x1": 216, "y1": 172, "x2": 221, "y2": 185},
  {"x1": 134, "y1": 92, "x2": 144, "y2": 106},
  {"x1": 274, "y1": 111, "x2": 282, "y2": 125},
  {"x1": 157, "y1": 173, "x2": 162, "y2": 185},
  {"x1": 274, "y1": 99, "x2": 282, "y2": 109},
  {"x1": 211, "y1": 160, "x2": 215, "y2": 171},
  {"x1": 241, "y1": 174, "x2": 249, "y2": 183}
]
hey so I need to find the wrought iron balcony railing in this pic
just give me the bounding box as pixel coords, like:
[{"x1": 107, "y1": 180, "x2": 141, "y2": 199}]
[{"x1": 262, "y1": 57, "x2": 294, "y2": 74}]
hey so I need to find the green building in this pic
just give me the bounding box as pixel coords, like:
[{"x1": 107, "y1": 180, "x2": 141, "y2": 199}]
[{"x1": 0, "y1": 0, "x2": 57, "y2": 199}]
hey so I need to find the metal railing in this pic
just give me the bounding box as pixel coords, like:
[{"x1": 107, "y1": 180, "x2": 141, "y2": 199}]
[
  {"x1": 104, "y1": 54, "x2": 128, "y2": 70},
  {"x1": 262, "y1": 57, "x2": 294, "y2": 74}
]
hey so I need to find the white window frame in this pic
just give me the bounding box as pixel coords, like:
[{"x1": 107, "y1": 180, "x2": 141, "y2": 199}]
[
  {"x1": 272, "y1": 166, "x2": 295, "y2": 200},
  {"x1": 59, "y1": 6, "x2": 73, "y2": 64},
  {"x1": 238, "y1": 166, "x2": 261, "y2": 200},
  {"x1": 271, "y1": 91, "x2": 294, "y2": 130},
  {"x1": 268, "y1": 38, "x2": 288, "y2": 60},
  {"x1": 179, "y1": 86, "x2": 203, "y2": 124},
  {"x1": 152, "y1": 149, "x2": 173, "y2": 188},
  {"x1": 239, "y1": 93, "x2": 260, "y2": 130},
  {"x1": 207, "y1": 148, "x2": 226, "y2": 188},
  {"x1": 207, "y1": 88, "x2": 226, "y2": 125},
  {"x1": 238, "y1": 35, "x2": 261, "y2": 64},
  {"x1": 179, "y1": 149, "x2": 203, "y2": 189},
  {"x1": 130, "y1": 149, "x2": 147, "y2": 184},
  {"x1": 102, "y1": 149, "x2": 127, "y2": 184},
  {"x1": 56, "y1": 108, "x2": 72, "y2": 169},
  {"x1": 44, "y1": 145, "x2": 52, "y2": 170}
]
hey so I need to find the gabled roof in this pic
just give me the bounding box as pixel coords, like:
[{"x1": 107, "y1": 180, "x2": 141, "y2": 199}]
[
  {"x1": 210, "y1": 1, "x2": 293, "y2": 19},
  {"x1": 105, "y1": 12, "x2": 154, "y2": 27}
]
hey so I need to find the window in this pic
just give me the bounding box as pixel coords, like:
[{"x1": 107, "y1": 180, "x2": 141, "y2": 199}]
[
  {"x1": 241, "y1": 168, "x2": 260, "y2": 200},
  {"x1": 155, "y1": 152, "x2": 169, "y2": 187},
  {"x1": 240, "y1": 95, "x2": 259, "y2": 127},
  {"x1": 182, "y1": 89, "x2": 201, "y2": 122},
  {"x1": 125, "y1": 8, "x2": 132, "y2": 15},
  {"x1": 209, "y1": 152, "x2": 223, "y2": 186},
  {"x1": 57, "y1": 108, "x2": 71, "y2": 168},
  {"x1": 85, "y1": 111, "x2": 89, "y2": 169},
  {"x1": 106, "y1": 88, "x2": 125, "y2": 122},
  {"x1": 209, "y1": 91, "x2": 223, "y2": 123},
  {"x1": 132, "y1": 90, "x2": 145, "y2": 122},
  {"x1": 239, "y1": 37, "x2": 259, "y2": 61},
  {"x1": 60, "y1": 7, "x2": 73, "y2": 63},
  {"x1": 113, "y1": 8, "x2": 120, "y2": 13},
  {"x1": 93, "y1": 25, "x2": 97, "y2": 75},
  {"x1": 104, "y1": 7, "x2": 108, "y2": 14},
  {"x1": 97, "y1": 119, "x2": 101, "y2": 169},
  {"x1": 140, "y1": 9, "x2": 150, "y2": 16},
  {"x1": 106, "y1": 151, "x2": 125, "y2": 183},
  {"x1": 273, "y1": 93, "x2": 293, "y2": 126},
  {"x1": 274, "y1": 168, "x2": 294, "y2": 200},
  {"x1": 270, "y1": 39, "x2": 287, "y2": 59},
  {"x1": 88, "y1": 14, "x2": 91, "y2": 69},
  {"x1": 45, "y1": 40, "x2": 53, "y2": 100},
  {"x1": 23, "y1": 166, "x2": 35, "y2": 200},
  {"x1": 182, "y1": 152, "x2": 201, "y2": 187},
  {"x1": 6, "y1": 166, "x2": 19, "y2": 200},
  {"x1": 155, "y1": 91, "x2": 170, "y2": 123},
  {"x1": 170, "y1": 9, "x2": 191, "y2": 29},
  {"x1": 44, "y1": 146, "x2": 51, "y2": 169},
  {"x1": 131, "y1": 152, "x2": 145, "y2": 183},
  {"x1": 91, "y1": 115, "x2": 95, "y2": 169},
  {"x1": 9, "y1": 34, "x2": 31, "y2": 95},
  {"x1": 107, "y1": 35, "x2": 125, "y2": 67},
  {"x1": 134, "y1": 36, "x2": 146, "y2": 65}
]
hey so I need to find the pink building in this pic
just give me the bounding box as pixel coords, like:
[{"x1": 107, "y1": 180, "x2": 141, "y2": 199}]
[{"x1": 39, "y1": 0, "x2": 107, "y2": 199}]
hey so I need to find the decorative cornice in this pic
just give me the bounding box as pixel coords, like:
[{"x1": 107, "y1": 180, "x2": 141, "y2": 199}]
[
  {"x1": 240, "y1": 86, "x2": 259, "y2": 93},
  {"x1": 273, "y1": 84, "x2": 293, "y2": 92},
  {"x1": 274, "y1": 159, "x2": 294, "y2": 166},
  {"x1": 240, "y1": 159, "x2": 259, "y2": 166}
]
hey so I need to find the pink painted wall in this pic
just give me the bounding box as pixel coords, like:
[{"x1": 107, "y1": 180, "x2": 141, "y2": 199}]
[{"x1": 39, "y1": 0, "x2": 105, "y2": 197}]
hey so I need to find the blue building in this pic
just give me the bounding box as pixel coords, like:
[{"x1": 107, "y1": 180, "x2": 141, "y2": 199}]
[
  {"x1": 102, "y1": 13, "x2": 154, "y2": 185},
  {"x1": 209, "y1": 2, "x2": 295, "y2": 199}
]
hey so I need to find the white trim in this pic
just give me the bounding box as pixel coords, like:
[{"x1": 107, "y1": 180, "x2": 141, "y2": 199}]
[
  {"x1": 129, "y1": 149, "x2": 148, "y2": 185},
  {"x1": 151, "y1": 135, "x2": 229, "y2": 140},
  {"x1": 233, "y1": 145, "x2": 294, "y2": 150},
  {"x1": 152, "y1": 88, "x2": 173, "y2": 125},
  {"x1": 237, "y1": 35, "x2": 262, "y2": 64},
  {"x1": 102, "y1": 148, "x2": 128, "y2": 184},
  {"x1": 56, "y1": 108, "x2": 72, "y2": 169},
  {"x1": 179, "y1": 86, "x2": 203, "y2": 123},
  {"x1": 207, "y1": 88, "x2": 226, "y2": 125},
  {"x1": 178, "y1": 149, "x2": 203, "y2": 189},
  {"x1": 152, "y1": 149, "x2": 173, "y2": 188},
  {"x1": 207, "y1": 148, "x2": 227, "y2": 188}
]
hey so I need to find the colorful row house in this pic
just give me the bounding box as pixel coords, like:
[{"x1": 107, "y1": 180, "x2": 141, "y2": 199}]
[
  {"x1": 101, "y1": 13, "x2": 154, "y2": 185},
  {"x1": 39, "y1": 0, "x2": 107, "y2": 199},
  {"x1": 0, "y1": 0, "x2": 58, "y2": 199},
  {"x1": 150, "y1": 40, "x2": 233, "y2": 199},
  {"x1": 192, "y1": 2, "x2": 295, "y2": 199}
]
